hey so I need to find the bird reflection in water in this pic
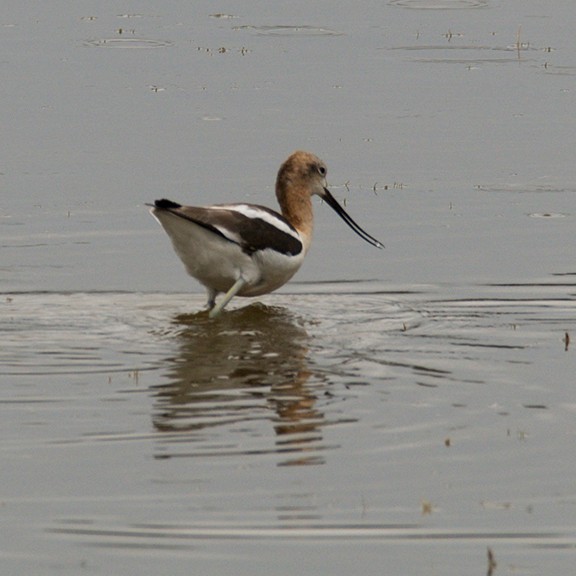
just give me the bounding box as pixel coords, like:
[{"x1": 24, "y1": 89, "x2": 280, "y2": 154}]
[{"x1": 151, "y1": 303, "x2": 327, "y2": 465}]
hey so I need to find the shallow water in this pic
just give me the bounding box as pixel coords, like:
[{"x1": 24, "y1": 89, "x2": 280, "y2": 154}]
[
  {"x1": 3, "y1": 281, "x2": 576, "y2": 574},
  {"x1": 2, "y1": 0, "x2": 576, "y2": 574}
]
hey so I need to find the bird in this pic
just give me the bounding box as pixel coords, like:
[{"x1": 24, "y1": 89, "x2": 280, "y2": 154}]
[{"x1": 149, "y1": 150, "x2": 383, "y2": 317}]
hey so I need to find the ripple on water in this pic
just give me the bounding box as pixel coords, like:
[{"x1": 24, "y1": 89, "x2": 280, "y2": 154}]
[
  {"x1": 4, "y1": 284, "x2": 576, "y2": 568},
  {"x1": 147, "y1": 293, "x2": 424, "y2": 465},
  {"x1": 232, "y1": 25, "x2": 344, "y2": 37},
  {"x1": 386, "y1": 43, "x2": 539, "y2": 66},
  {"x1": 84, "y1": 38, "x2": 174, "y2": 48},
  {"x1": 388, "y1": 0, "x2": 489, "y2": 9},
  {"x1": 0, "y1": 292, "x2": 172, "y2": 375}
]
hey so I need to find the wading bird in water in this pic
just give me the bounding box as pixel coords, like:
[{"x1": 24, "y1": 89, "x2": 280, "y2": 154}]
[{"x1": 149, "y1": 151, "x2": 383, "y2": 317}]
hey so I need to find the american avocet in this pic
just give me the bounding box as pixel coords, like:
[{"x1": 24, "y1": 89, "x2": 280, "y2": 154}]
[{"x1": 149, "y1": 151, "x2": 383, "y2": 317}]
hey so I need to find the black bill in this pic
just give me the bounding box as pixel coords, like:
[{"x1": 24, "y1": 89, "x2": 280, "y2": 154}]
[{"x1": 321, "y1": 188, "x2": 384, "y2": 249}]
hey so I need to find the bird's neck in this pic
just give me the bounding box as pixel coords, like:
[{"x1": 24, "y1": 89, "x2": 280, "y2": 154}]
[{"x1": 277, "y1": 188, "x2": 314, "y2": 251}]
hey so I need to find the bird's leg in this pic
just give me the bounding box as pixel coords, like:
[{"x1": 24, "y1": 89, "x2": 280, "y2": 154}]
[
  {"x1": 206, "y1": 288, "x2": 218, "y2": 311},
  {"x1": 208, "y1": 277, "x2": 247, "y2": 318}
]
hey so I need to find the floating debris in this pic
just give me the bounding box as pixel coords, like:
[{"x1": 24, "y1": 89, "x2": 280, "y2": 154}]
[
  {"x1": 421, "y1": 500, "x2": 433, "y2": 515},
  {"x1": 487, "y1": 547, "x2": 497, "y2": 576}
]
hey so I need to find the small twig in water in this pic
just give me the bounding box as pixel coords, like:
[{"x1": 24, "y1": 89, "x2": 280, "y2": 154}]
[{"x1": 487, "y1": 547, "x2": 497, "y2": 576}]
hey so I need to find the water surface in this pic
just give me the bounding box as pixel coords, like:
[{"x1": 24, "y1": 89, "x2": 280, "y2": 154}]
[{"x1": 2, "y1": 0, "x2": 576, "y2": 574}]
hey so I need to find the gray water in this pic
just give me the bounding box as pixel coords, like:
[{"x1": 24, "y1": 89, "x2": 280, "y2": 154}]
[{"x1": 2, "y1": 1, "x2": 576, "y2": 574}]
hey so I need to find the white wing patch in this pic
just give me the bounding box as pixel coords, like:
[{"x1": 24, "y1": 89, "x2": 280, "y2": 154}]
[
  {"x1": 213, "y1": 225, "x2": 243, "y2": 245},
  {"x1": 212, "y1": 204, "x2": 300, "y2": 241}
]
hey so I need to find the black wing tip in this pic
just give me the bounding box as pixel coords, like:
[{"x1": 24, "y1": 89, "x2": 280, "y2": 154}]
[{"x1": 153, "y1": 198, "x2": 182, "y2": 210}]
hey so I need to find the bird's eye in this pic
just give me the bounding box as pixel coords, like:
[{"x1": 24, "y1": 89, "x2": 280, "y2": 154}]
[{"x1": 317, "y1": 165, "x2": 326, "y2": 176}]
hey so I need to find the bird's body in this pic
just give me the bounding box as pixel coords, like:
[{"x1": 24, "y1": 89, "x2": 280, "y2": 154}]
[{"x1": 149, "y1": 151, "x2": 382, "y2": 316}]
